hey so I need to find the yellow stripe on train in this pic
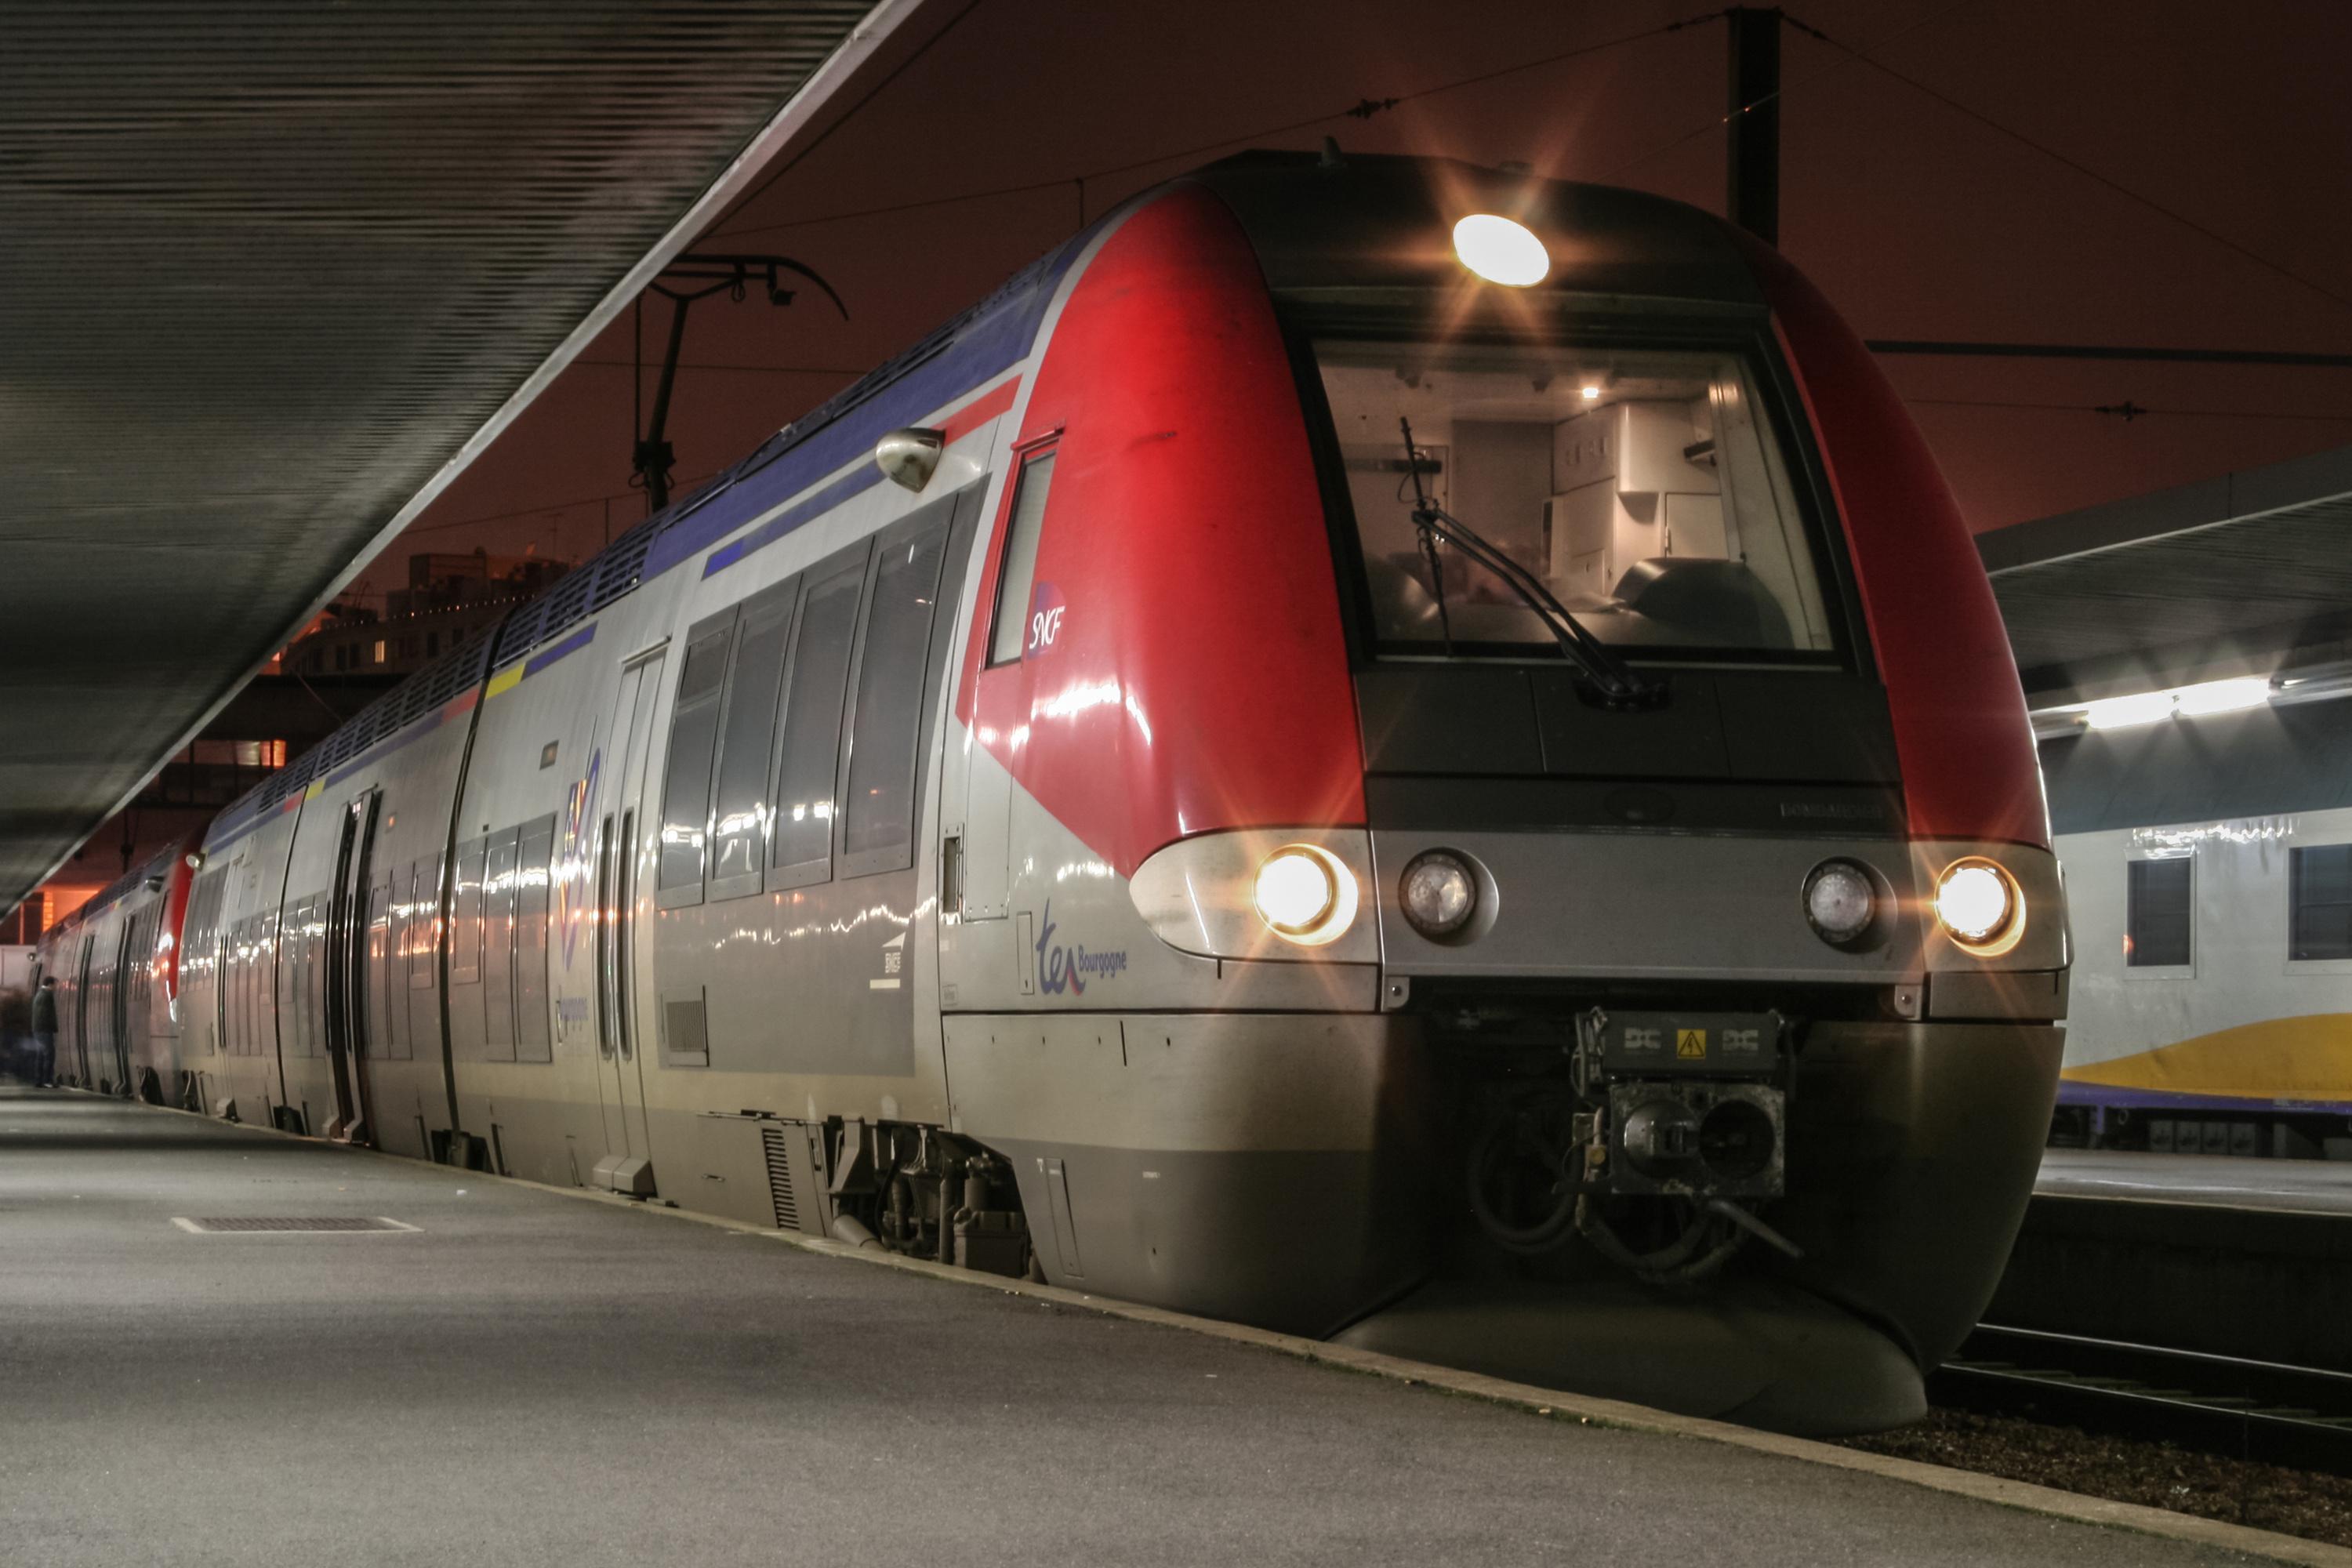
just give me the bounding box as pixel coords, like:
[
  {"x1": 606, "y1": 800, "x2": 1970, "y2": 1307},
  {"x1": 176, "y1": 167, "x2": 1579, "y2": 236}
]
[
  {"x1": 2063, "y1": 1013, "x2": 2352, "y2": 1102},
  {"x1": 484, "y1": 663, "x2": 527, "y2": 701}
]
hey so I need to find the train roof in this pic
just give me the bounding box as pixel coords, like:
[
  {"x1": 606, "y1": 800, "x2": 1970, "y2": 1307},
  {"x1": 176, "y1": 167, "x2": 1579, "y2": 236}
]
[
  {"x1": 207, "y1": 227, "x2": 1098, "y2": 848},
  {"x1": 45, "y1": 831, "x2": 191, "y2": 937}
]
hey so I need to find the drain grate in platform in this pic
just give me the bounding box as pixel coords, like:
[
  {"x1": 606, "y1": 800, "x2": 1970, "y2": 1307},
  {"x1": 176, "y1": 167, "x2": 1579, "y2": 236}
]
[{"x1": 172, "y1": 1216, "x2": 419, "y2": 1233}]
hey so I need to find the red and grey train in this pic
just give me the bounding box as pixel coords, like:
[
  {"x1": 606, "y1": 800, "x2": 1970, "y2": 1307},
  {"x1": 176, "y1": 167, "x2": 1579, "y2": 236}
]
[{"x1": 38, "y1": 153, "x2": 2067, "y2": 1435}]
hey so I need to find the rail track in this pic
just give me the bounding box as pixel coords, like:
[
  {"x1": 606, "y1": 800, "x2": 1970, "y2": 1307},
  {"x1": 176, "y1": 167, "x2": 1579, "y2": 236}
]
[{"x1": 1936, "y1": 1323, "x2": 2352, "y2": 1475}]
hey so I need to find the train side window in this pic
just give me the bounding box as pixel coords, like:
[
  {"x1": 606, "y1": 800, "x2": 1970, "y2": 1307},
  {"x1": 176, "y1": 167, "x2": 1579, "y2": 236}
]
[
  {"x1": 2290, "y1": 844, "x2": 2352, "y2": 962},
  {"x1": 709, "y1": 583, "x2": 797, "y2": 902},
  {"x1": 987, "y1": 449, "x2": 1056, "y2": 666},
  {"x1": 254, "y1": 911, "x2": 273, "y2": 1054},
  {"x1": 2125, "y1": 856, "x2": 2193, "y2": 968},
  {"x1": 243, "y1": 914, "x2": 261, "y2": 1055},
  {"x1": 362, "y1": 888, "x2": 390, "y2": 1062},
  {"x1": 382, "y1": 866, "x2": 410, "y2": 1058},
  {"x1": 481, "y1": 828, "x2": 519, "y2": 1057},
  {"x1": 842, "y1": 511, "x2": 953, "y2": 873},
  {"x1": 410, "y1": 852, "x2": 443, "y2": 997},
  {"x1": 366, "y1": 880, "x2": 394, "y2": 1060},
  {"x1": 226, "y1": 916, "x2": 243, "y2": 1054},
  {"x1": 288, "y1": 898, "x2": 312, "y2": 1055},
  {"x1": 306, "y1": 898, "x2": 327, "y2": 1056},
  {"x1": 451, "y1": 838, "x2": 488, "y2": 985},
  {"x1": 771, "y1": 549, "x2": 868, "y2": 887},
  {"x1": 514, "y1": 815, "x2": 557, "y2": 1060},
  {"x1": 658, "y1": 612, "x2": 738, "y2": 907}
]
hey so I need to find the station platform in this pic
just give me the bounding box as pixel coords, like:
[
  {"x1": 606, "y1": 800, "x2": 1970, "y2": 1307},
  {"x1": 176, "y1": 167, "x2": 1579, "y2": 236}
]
[
  {"x1": 2038, "y1": 1149, "x2": 2352, "y2": 1214},
  {"x1": 0, "y1": 1087, "x2": 2314, "y2": 1568}
]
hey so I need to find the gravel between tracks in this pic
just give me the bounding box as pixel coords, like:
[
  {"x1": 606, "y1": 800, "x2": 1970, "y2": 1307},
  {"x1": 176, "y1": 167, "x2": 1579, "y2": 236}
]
[{"x1": 1841, "y1": 1408, "x2": 2352, "y2": 1549}]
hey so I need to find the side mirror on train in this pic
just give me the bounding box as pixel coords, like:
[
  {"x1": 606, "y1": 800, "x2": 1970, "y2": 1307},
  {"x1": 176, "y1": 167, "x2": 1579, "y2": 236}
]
[{"x1": 875, "y1": 427, "x2": 945, "y2": 492}]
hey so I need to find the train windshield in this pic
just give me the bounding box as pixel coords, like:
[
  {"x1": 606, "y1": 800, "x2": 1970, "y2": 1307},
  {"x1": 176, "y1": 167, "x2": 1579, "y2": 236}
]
[{"x1": 1313, "y1": 339, "x2": 1838, "y2": 659}]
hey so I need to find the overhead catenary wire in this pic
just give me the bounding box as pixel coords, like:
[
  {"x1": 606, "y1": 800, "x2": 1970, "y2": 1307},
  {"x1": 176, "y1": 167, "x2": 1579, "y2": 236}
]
[
  {"x1": 1904, "y1": 396, "x2": 2352, "y2": 424},
  {"x1": 702, "y1": 9, "x2": 1730, "y2": 245},
  {"x1": 1784, "y1": 10, "x2": 2352, "y2": 325},
  {"x1": 394, "y1": 4, "x2": 2352, "y2": 571},
  {"x1": 1596, "y1": 0, "x2": 1983, "y2": 184}
]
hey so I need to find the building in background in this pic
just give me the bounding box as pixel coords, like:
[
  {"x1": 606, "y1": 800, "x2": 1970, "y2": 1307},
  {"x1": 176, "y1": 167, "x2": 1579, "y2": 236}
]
[
  {"x1": 281, "y1": 550, "x2": 570, "y2": 677},
  {"x1": 11, "y1": 550, "x2": 575, "y2": 933}
]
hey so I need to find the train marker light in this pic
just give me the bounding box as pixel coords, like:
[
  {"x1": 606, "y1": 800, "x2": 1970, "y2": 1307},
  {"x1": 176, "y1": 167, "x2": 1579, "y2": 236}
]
[
  {"x1": 874, "y1": 426, "x2": 944, "y2": 492},
  {"x1": 1452, "y1": 215, "x2": 1550, "y2": 287},
  {"x1": 1253, "y1": 844, "x2": 1359, "y2": 946},
  {"x1": 1935, "y1": 858, "x2": 2023, "y2": 953},
  {"x1": 1802, "y1": 859, "x2": 1877, "y2": 946},
  {"x1": 1400, "y1": 850, "x2": 1477, "y2": 938}
]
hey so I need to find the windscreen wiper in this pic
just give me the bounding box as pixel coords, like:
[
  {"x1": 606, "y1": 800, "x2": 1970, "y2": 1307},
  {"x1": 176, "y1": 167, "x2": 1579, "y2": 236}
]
[{"x1": 1399, "y1": 418, "x2": 1661, "y2": 710}]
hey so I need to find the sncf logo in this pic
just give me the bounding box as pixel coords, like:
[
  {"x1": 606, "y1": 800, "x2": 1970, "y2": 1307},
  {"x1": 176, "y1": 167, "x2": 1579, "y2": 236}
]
[{"x1": 1026, "y1": 583, "x2": 1066, "y2": 656}]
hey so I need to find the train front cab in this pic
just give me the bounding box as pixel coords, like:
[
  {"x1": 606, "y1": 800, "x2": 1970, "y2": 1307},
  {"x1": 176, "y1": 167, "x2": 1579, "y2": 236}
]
[{"x1": 948, "y1": 158, "x2": 2069, "y2": 1436}]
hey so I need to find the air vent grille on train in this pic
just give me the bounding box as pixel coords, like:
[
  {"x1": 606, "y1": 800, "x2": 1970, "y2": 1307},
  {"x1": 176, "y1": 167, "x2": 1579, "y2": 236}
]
[{"x1": 759, "y1": 1125, "x2": 797, "y2": 1231}]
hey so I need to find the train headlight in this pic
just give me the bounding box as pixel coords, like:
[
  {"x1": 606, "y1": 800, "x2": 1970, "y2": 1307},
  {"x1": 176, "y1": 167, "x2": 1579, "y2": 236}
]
[
  {"x1": 1452, "y1": 215, "x2": 1550, "y2": 287},
  {"x1": 1935, "y1": 858, "x2": 2024, "y2": 953},
  {"x1": 1400, "y1": 850, "x2": 1477, "y2": 938},
  {"x1": 1252, "y1": 844, "x2": 1359, "y2": 946},
  {"x1": 1802, "y1": 859, "x2": 1877, "y2": 946}
]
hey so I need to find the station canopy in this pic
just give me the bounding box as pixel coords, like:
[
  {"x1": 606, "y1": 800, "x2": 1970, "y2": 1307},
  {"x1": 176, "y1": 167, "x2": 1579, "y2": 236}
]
[
  {"x1": 0, "y1": 0, "x2": 913, "y2": 916},
  {"x1": 1979, "y1": 443, "x2": 2352, "y2": 705}
]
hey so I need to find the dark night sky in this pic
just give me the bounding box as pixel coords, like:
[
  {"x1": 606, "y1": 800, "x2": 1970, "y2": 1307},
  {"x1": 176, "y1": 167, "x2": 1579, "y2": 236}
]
[{"x1": 344, "y1": 0, "x2": 2352, "y2": 608}]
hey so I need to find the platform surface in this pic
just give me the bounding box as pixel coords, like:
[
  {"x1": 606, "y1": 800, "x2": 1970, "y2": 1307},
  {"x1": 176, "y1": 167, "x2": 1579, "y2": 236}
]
[
  {"x1": 2038, "y1": 1148, "x2": 2352, "y2": 1214},
  {"x1": 0, "y1": 1087, "x2": 2269, "y2": 1568}
]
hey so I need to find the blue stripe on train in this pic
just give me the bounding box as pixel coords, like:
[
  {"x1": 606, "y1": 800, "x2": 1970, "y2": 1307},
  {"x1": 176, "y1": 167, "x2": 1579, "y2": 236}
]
[{"x1": 2056, "y1": 1080, "x2": 2352, "y2": 1116}]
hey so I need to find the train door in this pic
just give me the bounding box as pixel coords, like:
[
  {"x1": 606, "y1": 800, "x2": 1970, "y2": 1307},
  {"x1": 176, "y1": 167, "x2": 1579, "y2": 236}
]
[
  {"x1": 958, "y1": 442, "x2": 1058, "y2": 928},
  {"x1": 590, "y1": 648, "x2": 663, "y2": 1193},
  {"x1": 321, "y1": 789, "x2": 381, "y2": 1145},
  {"x1": 109, "y1": 917, "x2": 136, "y2": 1095},
  {"x1": 71, "y1": 932, "x2": 95, "y2": 1087}
]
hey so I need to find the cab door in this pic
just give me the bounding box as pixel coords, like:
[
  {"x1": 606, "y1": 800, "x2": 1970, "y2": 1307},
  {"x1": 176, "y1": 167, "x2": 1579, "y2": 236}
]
[
  {"x1": 940, "y1": 445, "x2": 1058, "y2": 1007},
  {"x1": 591, "y1": 647, "x2": 665, "y2": 1194}
]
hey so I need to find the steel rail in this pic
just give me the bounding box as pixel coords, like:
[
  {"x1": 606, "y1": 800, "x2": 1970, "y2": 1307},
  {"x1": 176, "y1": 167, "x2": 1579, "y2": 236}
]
[{"x1": 1936, "y1": 1323, "x2": 2352, "y2": 1475}]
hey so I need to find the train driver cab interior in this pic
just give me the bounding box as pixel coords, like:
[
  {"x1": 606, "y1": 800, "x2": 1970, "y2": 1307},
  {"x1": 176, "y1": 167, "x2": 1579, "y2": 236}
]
[{"x1": 1312, "y1": 340, "x2": 1838, "y2": 660}]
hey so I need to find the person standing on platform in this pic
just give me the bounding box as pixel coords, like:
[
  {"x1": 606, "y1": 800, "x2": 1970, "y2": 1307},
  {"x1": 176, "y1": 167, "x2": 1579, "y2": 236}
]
[{"x1": 31, "y1": 975, "x2": 59, "y2": 1087}]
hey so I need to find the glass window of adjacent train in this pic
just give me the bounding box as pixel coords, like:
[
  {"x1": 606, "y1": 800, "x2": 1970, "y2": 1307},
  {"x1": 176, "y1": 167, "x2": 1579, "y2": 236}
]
[
  {"x1": 843, "y1": 514, "x2": 953, "y2": 874},
  {"x1": 658, "y1": 614, "x2": 737, "y2": 907},
  {"x1": 2288, "y1": 845, "x2": 2352, "y2": 961},
  {"x1": 771, "y1": 551, "x2": 867, "y2": 886},
  {"x1": 2125, "y1": 855, "x2": 2193, "y2": 969},
  {"x1": 989, "y1": 449, "x2": 1056, "y2": 666},
  {"x1": 1312, "y1": 340, "x2": 1835, "y2": 657},
  {"x1": 708, "y1": 583, "x2": 797, "y2": 902}
]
